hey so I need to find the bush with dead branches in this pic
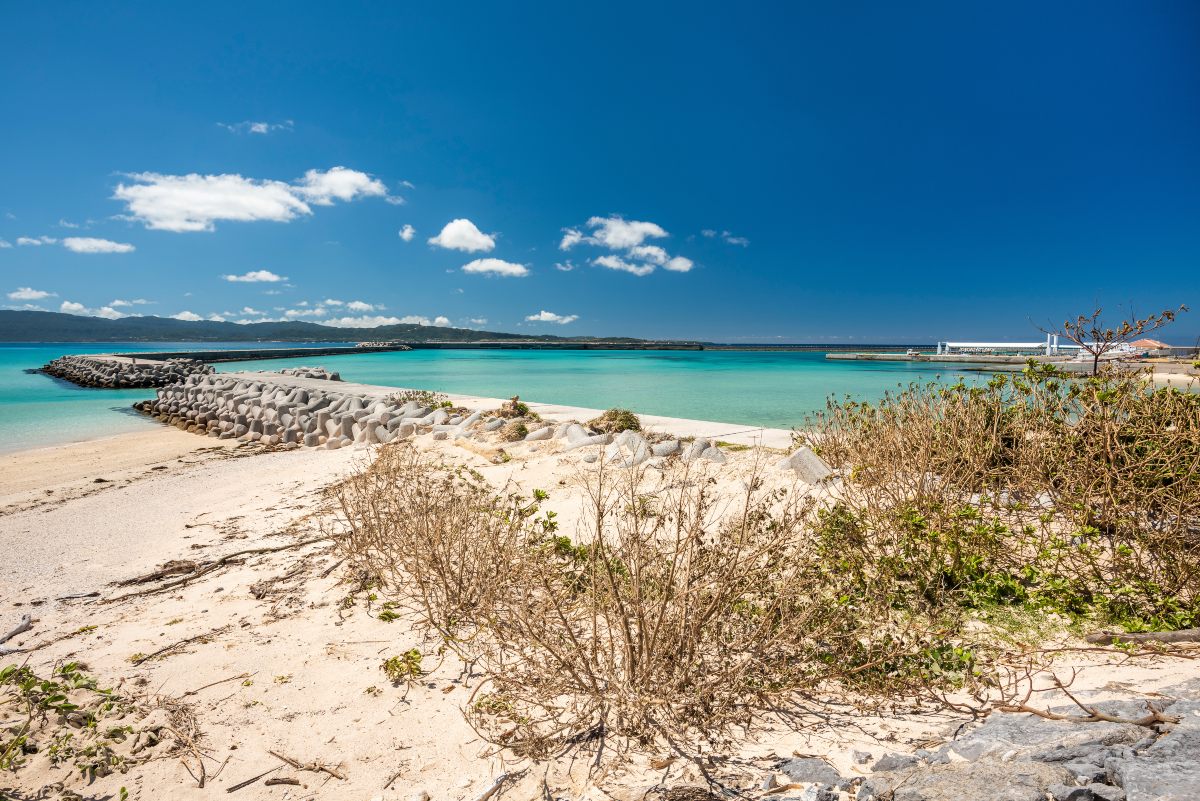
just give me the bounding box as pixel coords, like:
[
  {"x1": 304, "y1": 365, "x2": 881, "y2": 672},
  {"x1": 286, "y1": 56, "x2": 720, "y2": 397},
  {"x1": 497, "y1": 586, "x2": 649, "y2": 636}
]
[{"x1": 802, "y1": 362, "x2": 1200, "y2": 631}]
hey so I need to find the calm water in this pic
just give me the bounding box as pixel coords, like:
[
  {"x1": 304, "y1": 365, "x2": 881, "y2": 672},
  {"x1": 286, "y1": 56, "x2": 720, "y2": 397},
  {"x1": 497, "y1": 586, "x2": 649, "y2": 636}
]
[{"x1": 0, "y1": 343, "x2": 976, "y2": 453}]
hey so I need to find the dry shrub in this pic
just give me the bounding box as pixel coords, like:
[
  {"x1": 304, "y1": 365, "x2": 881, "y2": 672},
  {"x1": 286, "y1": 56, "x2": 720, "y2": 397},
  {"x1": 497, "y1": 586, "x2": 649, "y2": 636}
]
[
  {"x1": 334, "y1": 446, "x2": 931, "y2": 755},
  {"x1": 587, "y1": 408, "x2": 642, "y2": 433},
  {"x1": 501, "y1": 421, "x2": 528, "y2": 441},
  {"x1": 804, "y1": 364, "x2": 1200, "y2": 630}
]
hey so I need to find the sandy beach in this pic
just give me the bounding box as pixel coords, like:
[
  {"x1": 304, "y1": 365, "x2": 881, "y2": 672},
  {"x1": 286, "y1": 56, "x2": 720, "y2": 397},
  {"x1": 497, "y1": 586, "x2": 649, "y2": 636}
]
[{"x1": 3, "y1": 392, "x2": 1197, "y2": 801}]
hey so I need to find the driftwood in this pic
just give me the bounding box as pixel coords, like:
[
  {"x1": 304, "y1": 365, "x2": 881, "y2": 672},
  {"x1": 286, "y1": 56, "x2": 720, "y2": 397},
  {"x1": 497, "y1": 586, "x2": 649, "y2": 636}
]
[
  {"x1": 0, "y1": 613, "x2": 32, "y2": 654},
  {"x1": 1085, "y1": 628, "x2": 1200, "y2": 645},
  {"x1": 106, "y1": 536, "x2": 336, "y2": 603}
]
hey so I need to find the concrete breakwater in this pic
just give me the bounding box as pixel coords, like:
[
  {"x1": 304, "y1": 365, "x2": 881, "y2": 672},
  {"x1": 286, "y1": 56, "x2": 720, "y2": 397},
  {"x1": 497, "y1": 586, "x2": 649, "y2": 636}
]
[
  {"x1": 42, "y1": 354, "x2": 214, "y2": 388},
  {"x1": 132, "y1": 372, "x2": 832, "y2": 481},
  {"x1": 275, "y1": 366, "x2": 342, "y2": 381}
]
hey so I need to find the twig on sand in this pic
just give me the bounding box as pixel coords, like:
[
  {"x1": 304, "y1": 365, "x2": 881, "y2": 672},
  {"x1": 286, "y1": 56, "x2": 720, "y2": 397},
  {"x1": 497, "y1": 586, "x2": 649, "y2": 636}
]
[
  {"x1": 269, "y1": 749, "x2": 348, "y2": 781},
  {"x1": 475, "y1": 771, "x2": 525, "y2": 801},
  {"x1": 226, "y1": 764, "x2": 283, "y2": 793},
  {"x1": 183, "y1": 671, "x2": 255, "y2": 697},
  {"x1": 106, "y1": 536, "x2": 337, "y2": 603},
  {"x1": 132, "y1": 626, "x2": 230, "y2": 666},
  {"x1": 320, "y1": 557, "x2": 346, "y2": 579},
  {"x1": 264, "y1": 777, "x2": 301, "y2": 786},
  {"x1": 995, "y1": 671, "x2": 1180, "y2": 727},
  {"x1": 55, "y1": 591, "x2": 100, "y2": 601}
]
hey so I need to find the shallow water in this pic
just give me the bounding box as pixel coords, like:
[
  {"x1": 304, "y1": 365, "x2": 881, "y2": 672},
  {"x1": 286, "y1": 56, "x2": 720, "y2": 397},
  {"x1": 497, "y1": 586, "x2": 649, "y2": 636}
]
[{"x1": 1, "y1": 343, "x2": 977, "y2": 453}]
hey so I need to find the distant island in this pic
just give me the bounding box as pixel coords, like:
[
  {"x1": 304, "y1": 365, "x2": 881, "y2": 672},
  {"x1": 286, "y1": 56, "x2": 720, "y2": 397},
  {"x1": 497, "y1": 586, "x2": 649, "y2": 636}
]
[{"x1": 0, "y1": 309, "x2": 666, "y2": 345}]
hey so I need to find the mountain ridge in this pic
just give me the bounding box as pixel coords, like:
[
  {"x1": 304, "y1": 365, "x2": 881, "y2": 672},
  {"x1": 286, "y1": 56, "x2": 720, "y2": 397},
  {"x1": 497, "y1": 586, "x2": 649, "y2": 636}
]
[{"x1": 0, "y1": 310, "x2": 661, "y2": 344}]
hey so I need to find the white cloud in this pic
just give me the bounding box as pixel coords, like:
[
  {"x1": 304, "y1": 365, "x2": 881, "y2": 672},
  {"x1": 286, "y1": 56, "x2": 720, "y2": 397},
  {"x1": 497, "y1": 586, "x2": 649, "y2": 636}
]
[
  {"x1": 461, "y1": 258, "x2": 529, "y2": 277},
  {"x1": 433, "y1": 316, "x2": 451, "y2": 327},
  {"x1": 628, "y1": 244, "x2": 668, "y2": 265},
  {"x1": 58, "y1": 219, "x2": 80, "y2": 228},
  {"x1": 584, "y1": 216, "x2": 667, "y2": 250},
  {"x1": 468, "y1": 317, "x2": 488, "y2": 325},
  {"x1": 113, "y1": 167, "x2": 393, "y2": 232},
  {"x1": 0, "y1": 239, "x2": 10, "y2": 248},
  {"x1": 293, "y1": 166, "x2": 388, "y2": 206},
  {"x1": 222, "y1": 269, "x2": 287, "y2": 283},
  {"x1": 722, "y1": 232, "x2": 749, "y2": 246},
  {"x1": 62, "y1": 237, "x2": 135, "y2": 254},
  {"x1": 346, "y1": 300, "x2": 376, "y2": 312},
  {"x1": 207, "y1": 314, "x2": 227, "y2": 322},
  {"x1": 525, "y1": 310, "x2": 578, "y2": 324},
  {"x1": 218, "y1": 120, "x2": 294, "y2": 135},
  {"x1": 110, "y1": 298, "x2": 152, "y2": 307},
  {"x1": 593, "y1": 254, "x2": 655, "y2": 277},
  {"x1": 59, "y1": 300, "x2": 125, "y2": 319},
  {"x1": 554, "y1": 260, "x2": 576, "y2": 272},
  {"x1": 398, "y1": 224, "x2": 415, "y2": 242},
  {"x1": 428, "y1": 219, "x2": 496, "y2": 252},
  {"x1": 239, "y1": 306, "x2": 265, "y2": 316},
  {"x1": 171, "y1": 311, "x2": 203, "y2": 321},
  {"x1": 284, "y1": 307, "x2": 327, "y2": 318},
  {"x1": 560, "y1": 214, "x2": 694, "y2": 277},
  {"x1": 323, "y1": 315, "x2": 405, "y2": 328},
  {"x1": 8, "y1": 287, "x2": 55, "y2": 301},
  {"x1": 17, "y1": 236, "x2": 56, "y2": 246},
  {"x1": 701, "y1": 229, "x2": 717, "y2": 238},
  {"x1": 559, "y1": 228, "x2": 583, "y2": 250}
]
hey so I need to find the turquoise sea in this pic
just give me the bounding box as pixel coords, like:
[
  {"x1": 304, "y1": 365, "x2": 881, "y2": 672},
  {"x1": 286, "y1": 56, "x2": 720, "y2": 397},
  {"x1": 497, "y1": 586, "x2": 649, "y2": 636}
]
[{"x1": 0, "y1": 342, "x2": 978, "y2": 454}]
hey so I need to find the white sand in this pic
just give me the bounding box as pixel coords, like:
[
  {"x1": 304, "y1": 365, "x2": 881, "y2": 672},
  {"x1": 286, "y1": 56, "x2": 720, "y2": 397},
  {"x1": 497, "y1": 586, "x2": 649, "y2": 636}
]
[{"x1": 0, "y1": 409, "x2": 1195, "y2": 800}]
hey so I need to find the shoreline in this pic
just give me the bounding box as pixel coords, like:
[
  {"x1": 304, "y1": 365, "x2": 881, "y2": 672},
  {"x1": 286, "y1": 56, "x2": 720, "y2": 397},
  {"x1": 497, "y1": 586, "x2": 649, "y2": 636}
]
[{"x1": 2, "y1": 381, "x2": 1197, "y2": 799}]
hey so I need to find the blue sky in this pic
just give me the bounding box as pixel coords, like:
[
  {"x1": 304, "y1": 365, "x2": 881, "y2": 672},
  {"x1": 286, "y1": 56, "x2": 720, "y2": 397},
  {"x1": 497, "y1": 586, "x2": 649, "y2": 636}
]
[{"x1": 2, "y1": 1, "x2": 1198, "y2": 343}]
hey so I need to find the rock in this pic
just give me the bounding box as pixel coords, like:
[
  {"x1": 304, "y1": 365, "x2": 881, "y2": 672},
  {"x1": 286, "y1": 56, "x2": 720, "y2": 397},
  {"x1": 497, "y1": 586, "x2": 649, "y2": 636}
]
[
  {"x1": 484, "y1": 418, "x2": 505, "y2": 431},
  {"x1": 651, "y1": 439, "x2": 680, "y2": 457},
  {"x1": 1048, "y1": 785, "x2": 1095, "y2": 801},
  {"x1": 681, "y1": 440, "x2": 709, "y2": 462},
  {"x1": 1062, "y1": 761, "x2": 1107, "y2": 784},
  {"x1": 872, "y1": 753, "x2": 918, "y2": 772},
  {"x1": 701, "y1": 446, "x2": 727, "y2": 463},
  {"x1": 852, "y1": 750, "x2": 873, "y2": 766},
  {"x1": 432, "y1": 431, "x2": 448, "y2": 441},
  {"x1": 1088, "y1": 786, "x2": 1125, "y2": 801},
  {"x1": 778, "y1": 757, "x2": 842, "y2": 786},
  {"x1": 525, "y1": 426, "x2": 553, "y2": 441},
  {"x1": 776, "y1": 446, "x2": 834, "y2": 483}
]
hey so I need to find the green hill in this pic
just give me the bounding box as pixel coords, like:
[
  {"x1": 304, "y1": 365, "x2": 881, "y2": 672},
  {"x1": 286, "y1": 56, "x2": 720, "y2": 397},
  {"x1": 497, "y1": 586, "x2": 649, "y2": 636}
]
[{"x1": 0, "y1": 310, "x2": 653, "y2": 344}]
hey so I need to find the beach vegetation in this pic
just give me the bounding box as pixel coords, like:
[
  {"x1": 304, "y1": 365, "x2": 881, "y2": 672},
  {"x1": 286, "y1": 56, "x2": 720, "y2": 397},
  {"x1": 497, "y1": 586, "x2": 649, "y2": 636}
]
[
  {"x1": 387, "y1": 388, "x2": 449, "y2": 409},
  {"x1": 497, "y1": 395, "x2": 535, "y2": 419},
  {"x1": 334, "y1": 361, "x2": 1199, "y2": 761},
  {"x1": 587, "y1": 407, "x2": 641, "y2": 433},
  {"x1": 501, "y1": 421, "x2": 528, "y2": 441},
  {"x1": 381, "y1": 649, "x2": 424, "y2": 684},
  {"x1": 0, "y1": 662, "x2": 137, "y2": 778}
]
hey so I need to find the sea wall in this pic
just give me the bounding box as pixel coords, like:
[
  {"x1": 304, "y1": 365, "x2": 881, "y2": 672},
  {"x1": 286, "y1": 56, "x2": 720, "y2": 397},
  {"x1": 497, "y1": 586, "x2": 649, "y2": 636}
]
[
  {"x1": 133, "y1": 373, "x2": 833, "y2": 482},
  {"x1": 42, "y1": 355, "x2": 214, "y2": 388}
]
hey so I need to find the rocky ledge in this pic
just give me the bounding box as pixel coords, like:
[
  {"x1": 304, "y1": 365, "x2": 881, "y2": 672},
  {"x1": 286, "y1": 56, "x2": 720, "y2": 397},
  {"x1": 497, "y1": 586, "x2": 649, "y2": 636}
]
[
  {"x1": 745, "y1": 681, "x2": 1200, "y2": 801},
  {"x1": 41, "y1": 355, "x2": 214, "y2": 388}
]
